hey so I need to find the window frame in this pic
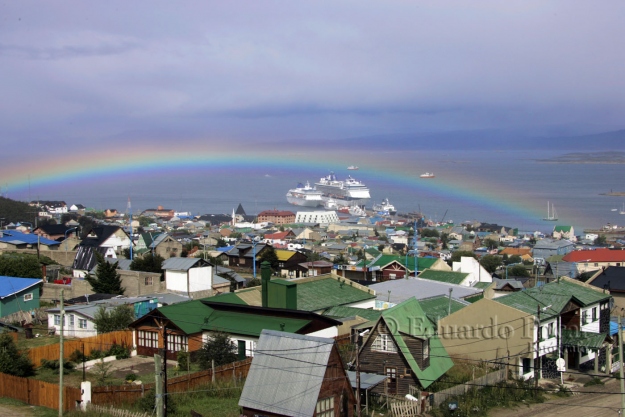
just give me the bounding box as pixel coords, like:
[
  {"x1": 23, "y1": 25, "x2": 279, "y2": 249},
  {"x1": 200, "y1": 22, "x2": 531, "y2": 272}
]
[
  {"x1": 78, "y1": 319, "x2": 88, "y2": 329},
  {"x1": 371, "y1": 333, "x2": 397, "y2": 353},
  {"x1": 23, "y1": 293, "x2": 33, "y2": 301}
]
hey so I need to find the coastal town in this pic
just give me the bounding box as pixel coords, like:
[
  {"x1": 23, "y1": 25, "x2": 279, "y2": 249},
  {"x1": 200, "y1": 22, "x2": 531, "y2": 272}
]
[{"x1": 1, "y1": 195, "x2": 625, "y2": 417}]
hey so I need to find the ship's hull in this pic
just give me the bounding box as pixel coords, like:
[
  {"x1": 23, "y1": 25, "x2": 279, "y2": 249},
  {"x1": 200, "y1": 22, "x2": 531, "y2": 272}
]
[{"x1": 286, "y1": 194, "x2": 323, "y2": 207}]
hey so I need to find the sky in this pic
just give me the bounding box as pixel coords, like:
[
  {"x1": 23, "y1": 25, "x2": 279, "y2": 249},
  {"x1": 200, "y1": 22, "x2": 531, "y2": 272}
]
[{"x1": 2, "y1": 1, "x2": 625, "y2": 153}]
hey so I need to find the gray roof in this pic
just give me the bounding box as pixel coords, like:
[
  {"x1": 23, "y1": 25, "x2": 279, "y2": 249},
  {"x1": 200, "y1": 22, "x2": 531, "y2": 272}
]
[
  {"x1": 213, "y1": 275, "x2": 230, "y2": 285},
  {"x1": 346, "y1": 371, "x2": 387, "y2": 390},
  {"x1": 140, "y1": 293, "x2": 190, "y2": 305},
  {"x1": 534, "y1": 238, "x2": 575, "y2": 250},
  {"x1": 492, "y1": 278, "x2": 525, "y2": 290},
  {"x1": 90, "y1": 257, "x2": 132, "y2": 274},
  {"x1": 162, "y1": 257, "x2": 212, "y2": 271},
  {"x1": 368, "y1": 278, "x2": 483, "y2": 304},
  {"x1": 239, "y1": 330, "x2": 335, "y2": 417},
  {"x1": 215, "y1": 266, "x2": 245, "y2": 283}
]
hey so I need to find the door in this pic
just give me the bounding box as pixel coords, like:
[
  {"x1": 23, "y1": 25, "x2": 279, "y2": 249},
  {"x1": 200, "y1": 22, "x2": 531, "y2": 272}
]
[{"x1": 386, "y1": 367, "x2": 397, "y2": 395}]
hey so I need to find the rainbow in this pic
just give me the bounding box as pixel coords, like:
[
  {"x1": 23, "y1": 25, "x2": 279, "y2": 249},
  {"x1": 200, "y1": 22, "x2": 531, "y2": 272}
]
[{"x1": 0, "y1": 145, "x2": 546, "y2": 224}]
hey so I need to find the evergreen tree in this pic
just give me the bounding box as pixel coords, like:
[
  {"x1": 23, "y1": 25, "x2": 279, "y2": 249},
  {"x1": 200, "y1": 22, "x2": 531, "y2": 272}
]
[
  {"x1": 85, "y1": 252, "x2": 125, "y2": 295},
  {"x1": 259, "y1": 246, "x2": 279, "y2": 270},
  {"x1": 93, "y1": 305, "x2": 135, "y2": 334},
  {"x1": 130, "y1": 253, "x2": 165, "y2": 273},
  {"x1": 0, "y1": 332, "x2": 35, "y2": 377},
  {"x1": 196, "y1": 331, "x2": 238, "y2": 369}
]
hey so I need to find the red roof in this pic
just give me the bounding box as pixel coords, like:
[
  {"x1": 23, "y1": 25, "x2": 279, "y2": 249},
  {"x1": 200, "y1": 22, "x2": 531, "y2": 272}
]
[
  {"x1": 562, "y1": 248, "x2": 625, "y2": 263},
  {"x1": 263, "y1": 231, "x2": 293, "y2": 239},
  {"x1": 258, "y1": 210, "x2": 294, "y2": 217}
]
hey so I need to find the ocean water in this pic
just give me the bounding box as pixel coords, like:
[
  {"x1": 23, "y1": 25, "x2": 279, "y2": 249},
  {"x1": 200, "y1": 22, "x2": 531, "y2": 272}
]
[{"x1": 17, "y1": 149, "x2": 625, "y2": 235}]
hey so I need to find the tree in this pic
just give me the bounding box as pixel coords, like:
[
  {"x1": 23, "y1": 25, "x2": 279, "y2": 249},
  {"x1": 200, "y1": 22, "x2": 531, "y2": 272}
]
[
  {"x1": 420, "y1": 228, "x2": 440, "y2": 238},
  {"x1": 483, "y1": 238, "x2": 498, "y2": 250},
  {"x1": 130, "y1": 253, "x2": 165, "y2": 273},
  {"x1": 479, "y1": 255, "x2": 502, "y2": 274},
  {"x1": 93, "y1": 305, "x2": 135, "y2": 334},
  {"x1": 216, "y1": 238, "x2": 228, "y2": 248},
  {"x1": 508, "y1": 265, "x2": 530, "y2": 277},
  {"x1": 333, "y1": 254, "x2": 347, "y2": 265},
  {"x1": 0, "y1": 332, "x2": 34, "y2": 377},
  {"x1": 440, "y1": 233, "x2": 449, "y2": 250},
  {"x1": 378, "y1": 244, "x2": 385, "y2": 252},
  {"x1": 449, "y1": 250, "x2": 477, "y2": 264},
  {"x1": 307, "y1": 251, "x2": 323, "y2": 262},
  {"x1": 196, "y1": 331, "x2": 238, "y2": 369},
  {"x1": 505, "y1": 255, "x2": 522, "y2": 265},
  {"x1": 85, "y1": 252, "x2": 125, "y2": 295},
  {"x1": 259, "y1": 246, "x2": 279, "y2": 270},
  {"x1": 0, "y1": 253, "x2": 48, "y2": 278},
  {"x1": 594, "y1": 235, "x2": 607, "y2": 246}
]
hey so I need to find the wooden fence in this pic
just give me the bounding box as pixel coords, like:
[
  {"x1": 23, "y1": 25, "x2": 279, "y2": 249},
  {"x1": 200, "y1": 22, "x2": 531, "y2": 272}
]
[
  {"x1": 28, "y1": 330, "x2": 133, "y2": 366},
  {"x1": 87, "y1": 403, "x2": 151, "y2": 417},
  {"x1": 91, "y1": 357, "x2": 253, "y2": 406},
  {"x1": 430, "y1": 368, "x2": 507, "y2": 407},
  {"x1": 0, "y1": 372, "x2": 82, "y2": 411}
]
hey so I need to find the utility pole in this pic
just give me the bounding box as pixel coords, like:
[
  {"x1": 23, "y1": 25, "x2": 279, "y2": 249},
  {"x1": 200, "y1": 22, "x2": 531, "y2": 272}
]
[
  {"x1": 618, "y1": 313, "x2": 625, "y2": 414},
  {"x1": 355, "y1": 334, "x2": 361, "y2": 417},
  {"x1": 535, "y1": 305, "x2": 540, "y2": 395},
  {"x1": 58, "y1": 289, "x2": 64, "y2": 417},
  {"x1": 155, "y1": 354, "x2": 164, "y2": 417}
]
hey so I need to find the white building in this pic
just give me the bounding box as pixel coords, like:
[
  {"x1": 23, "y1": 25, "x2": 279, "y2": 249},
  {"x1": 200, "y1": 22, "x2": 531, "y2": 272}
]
[{"x1": 295, "y1": 211, "x2": 339, "y2": 225}]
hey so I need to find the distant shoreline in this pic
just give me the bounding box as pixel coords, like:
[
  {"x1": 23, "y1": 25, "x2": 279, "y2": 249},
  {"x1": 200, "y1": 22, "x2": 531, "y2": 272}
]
[
  {"x1": 535, "y1": 151, "x2": 625, "y2": 164},
  {"x1": 600, "y1": 192, "x2": 625, "y2": 196}
]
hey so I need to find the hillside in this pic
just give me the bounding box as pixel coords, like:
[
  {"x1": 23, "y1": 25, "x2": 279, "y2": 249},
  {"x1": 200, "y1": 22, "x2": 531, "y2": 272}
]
[{"x1": 0, "y1": 197, "x2": 37, "y2": 226}]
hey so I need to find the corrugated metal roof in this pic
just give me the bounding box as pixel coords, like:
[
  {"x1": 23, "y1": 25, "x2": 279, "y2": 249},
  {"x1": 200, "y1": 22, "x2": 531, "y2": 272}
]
[
  {"x1": 346, "y1": 370, "x2": 387, "y2": 390},
  {"x1": 369, "y1": 278, "x2": 482, "y2": 304},
  {"x1": 162, "y1": 257, "x2": 204, "y2": 271},
  {"x1": 418, "y1": 270, "x2": 469, "y2": 285},
  {"x1": 239, "y1": 330, "x2": 334, "y2": 417},
  {"x1": 0, "y1": 277, "x2": 42, "y2": 298}
]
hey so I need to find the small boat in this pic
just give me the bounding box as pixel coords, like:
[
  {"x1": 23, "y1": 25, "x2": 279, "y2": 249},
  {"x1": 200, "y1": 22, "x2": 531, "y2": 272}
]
[
  {"x1": 420, "y1": 172, "x2": 435, "y2": 179},
  {"x1": 542, "y1": 201, "x2": 558, "y2": 221},
  {"x1": 347, "y1": 165, "x2": 359, "y2": 170},
  {"x1": 372, "y1": 198, "x2": 397, "y2": 215},
  {"x1": 612, "y1": 208, "x2": 618, "y2": 212}
]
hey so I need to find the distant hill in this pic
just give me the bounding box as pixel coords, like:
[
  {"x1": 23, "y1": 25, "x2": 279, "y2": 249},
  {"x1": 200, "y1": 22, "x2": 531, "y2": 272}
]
[
  {"x1": 330, "y1": 128, "x2": 625, "y2": 151},
  {"x1": 0, "y1": 197, "x2": 37, "y2": 226}
]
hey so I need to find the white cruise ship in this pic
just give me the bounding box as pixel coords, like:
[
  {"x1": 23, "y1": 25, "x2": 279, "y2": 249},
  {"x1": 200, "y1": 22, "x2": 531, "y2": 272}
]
[
  {"x1": 314, "y1": 172, "x2": 371, "y2": 206},
  {"x1": 286, "y1": 182, "x2": 324, "y2": 207}
]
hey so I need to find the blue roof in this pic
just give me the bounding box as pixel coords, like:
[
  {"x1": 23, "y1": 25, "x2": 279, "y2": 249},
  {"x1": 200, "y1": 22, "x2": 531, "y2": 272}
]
[
  {"x1": 217, "y1": 245, "x2": 234, "y2": 252},
  {"x1": 0, "y1": 276, "x2": 43, "y2": 298},
  {"x1": 0, "y1": 230, "x2": 60, "y2": 246}
]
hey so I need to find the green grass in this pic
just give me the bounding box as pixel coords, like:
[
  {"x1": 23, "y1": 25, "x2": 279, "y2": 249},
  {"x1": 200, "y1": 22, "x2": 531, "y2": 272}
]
[{"x1": 0, "y1": 397, "x2": 58, "y2": 417}]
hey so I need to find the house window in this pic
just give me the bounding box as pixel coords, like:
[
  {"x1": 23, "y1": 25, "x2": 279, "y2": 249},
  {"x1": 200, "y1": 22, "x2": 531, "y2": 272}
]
[
  {"x1": 592, "y1": 307, "x2": 597, "y2": 322},
  {"x1": 69, "y1": 315, "x2": 75, "y2": 326},
  {"x1": 547, "y1": 323, "x2": 554, "y2": 338},
  {"x1": 79, "y1": 319, "x2": 87, "y2": 329},
  {"x1": 582, "y1": 311, "x2": 588, "y2": 325},
  {"x1": 316, "y1": 396, "x2": 335, "y2": 417},
  {"x1": 168, "y1": 334, "x2": 188, "y2": 352},
  {"x1": 371, "y1": 334, "x2": 397, "y2": 353},
  {"x1": 138, "y1": 330, "x2": 159, "y2": 348},
  {"x1": 145, "y1": 277, "x2": 154, "y2": 286},
  {"x1": 54, "y1": 315, "x2": 61, "y2": 326},
  {"x1": 23, "y1": 293, "x2": 33, "y2": 301},
  {"x1": 538, "y1": 326, "x2": 544, "y2": 341},
  {"x1": 423, "y1": 338, "x2": 430, "y2": 361},
  {"x1": 522, "y1": 358, "x2": 532, "y2": 374}
]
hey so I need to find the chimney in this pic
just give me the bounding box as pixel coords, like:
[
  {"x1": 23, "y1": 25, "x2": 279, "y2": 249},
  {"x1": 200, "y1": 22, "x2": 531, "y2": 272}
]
[{"x1": 261, "y1": 261, "x2": 271, "y2": 308}]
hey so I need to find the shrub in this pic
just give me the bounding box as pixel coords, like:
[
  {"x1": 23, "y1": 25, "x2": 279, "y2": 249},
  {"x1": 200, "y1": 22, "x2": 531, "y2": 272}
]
[
  {"x1": 584, "y1": 377, "x2": 604, "y2": 387},
  {"x1": 125, "y1": 373, "x2": 137, "y2": 382},
  {"x1": 89, "y1": 349, "x2": 105, "y2": 360},
  {"x1": 107, "y1": 343, "x2": 130, "y2": 360},
  {"x1": 40, "y1": 359, "x2": 75, "y2": 373},
  {"x1": 177, "y1": 350, "x2": 189, "y2": 371},
  {"x1": 69, "y1": 349, "x2": 85, "y2": 363},
  {"x1": 136, "y1": 388, "x2": 176, "y2": 414}
]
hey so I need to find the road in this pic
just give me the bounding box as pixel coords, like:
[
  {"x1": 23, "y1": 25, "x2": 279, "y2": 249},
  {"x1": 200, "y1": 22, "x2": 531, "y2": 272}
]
[{"x1": 489, "y1": 378, "x2": 625, "y2": 417}]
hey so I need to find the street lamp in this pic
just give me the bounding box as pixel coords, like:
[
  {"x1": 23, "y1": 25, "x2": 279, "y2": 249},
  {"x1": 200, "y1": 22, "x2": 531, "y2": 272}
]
[
  {"x1": 251, "y1": 236, "x2": 261, "y2": 279},
  {"x1": 64, "y1": 227, "x2": 78, "y2": 252}
]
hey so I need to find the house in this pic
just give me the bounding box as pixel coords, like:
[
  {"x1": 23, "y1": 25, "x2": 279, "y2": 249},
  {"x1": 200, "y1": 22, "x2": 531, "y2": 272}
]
[
  {"x1": 239, "y1": 330, "x2": 355, "y2": 417},
  {"x1": 532, "y1": 238, "x2": 575, "y2": 260},
  {"x1": 0, "y1": 276, "x2": 42, "y2": 318},
  {"x1": 337, "y1": 255, "x2": 450, "y2": 283},
  {"x1": 368, "y1": 278, "x2": 485, "y2": 309},
  {"x1": 451, "y1": 256, "x2": 493, "y2": 285},
  {"x1": 562, "y1": 248, "x2": 625, "y2": 274},
  {"x1": 295, "y1": 211, "x2": 340, "y2": 225},
  {"x1": 0, "y1": 230, "x2": 61, "y2": 251},
  {"x1": 129, "y1": 296, "x2": 341, "y2": 360},
  {"x1": 263, "y1": 230, "x2": 296, "y2": 245},
  {"x1": 256, "y1": 210, "x2": 295, "y2": 225},
  {"x1": 274, "y1": 249, "x2": 308, "y2": 278},
  {"x1": 358, "y1": 298, "x2": 454, "y2": 395},
  {"x1": 298, "y1": 261, "x2": 334, "y2": 277},
  {"x1": 499, "y1": 247, "x2": 533, "y2": 261},
  {"x1": 224, "y1": 242, "x2": 272, "y2": 271},
  {"x1": 438, "y1": 277, "x2": 612, "y2": 380},
  {"x1": 47, "y1": 296, "x2": 159, "y2": 338},
  {"x1": 135, "y1": 232, "x2": 183, "y2": 258},
  {"x1": 81, "y1": 225, "x2": 132, "y2": 253},
  {"x1": 33, "y1": 224, "x2": 76, "y2": 241},
  {"x1": 161, "y1": 257, "x2": 227, "y2": 297},
  {"x1": 207, "y1": 271, "x2": 376, "y2": 316},
  {"x1": 72, "y1": 246, "x2": 117, "y2": 278},
  {"x1": 553, "y1": 225, "x2": 576, "y2": 241},
  {"x1": 586, "y1": 266, "x2": 625, "y2": 310}
]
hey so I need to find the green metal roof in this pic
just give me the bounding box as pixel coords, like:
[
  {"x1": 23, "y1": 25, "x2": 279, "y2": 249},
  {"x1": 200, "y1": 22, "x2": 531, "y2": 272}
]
[
  {"x1": 378, "y1": 299, "x2": 454, "y2": 389},
  {"x1": 473, "y1": 282, "x2": 492, "y2": 289},
  {"x1": 204, "y1": 310, "x2": 310, "y2": 337},
  {"x1": 418, "y1": 296, "x2": 470, "y2": 326},
  {"x1": 418, "y1": 270, "x2": 469, "y2": 285},
  {"x1": 158, "y1": 300, "x2": 213, "y2": 334},
  {"x1": 321, "y1": 305, "x2": 382, "y2": 322},
  {"x1": 495, "y1": 278, "x2": 611, "y2": 320},
  {"x1": 554, "y1": 226, "x2": 572, "y2": 232},
  {"x1": 203, "y1": 292, "x2": 247, "y2": 305},
  {"x1": 296, "y1": 278, "x2": 376, "y2": 311},
  {"x1": 561, "y1": 329, "x2": 606, "y2": 350},
  {"x1": 354, "y1": 254, "x2": 438, "y2": 271}
]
